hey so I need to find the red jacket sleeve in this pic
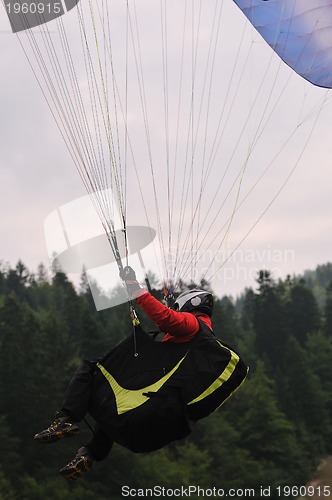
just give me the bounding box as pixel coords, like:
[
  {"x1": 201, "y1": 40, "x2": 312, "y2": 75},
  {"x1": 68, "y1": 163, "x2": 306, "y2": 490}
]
[{"x1": 135, "y1": 291, "x2": 199, "y2": 342}]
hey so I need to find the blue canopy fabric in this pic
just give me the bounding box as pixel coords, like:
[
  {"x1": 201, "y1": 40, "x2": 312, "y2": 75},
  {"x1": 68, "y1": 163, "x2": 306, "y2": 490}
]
[{"x1": 233, "y1": 0, "x2": 332, "y2": 88}]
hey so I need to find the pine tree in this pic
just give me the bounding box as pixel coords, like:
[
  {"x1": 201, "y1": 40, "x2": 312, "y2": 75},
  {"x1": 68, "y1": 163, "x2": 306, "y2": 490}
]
[
  {"x1": 324, "y1": 281, "x2": 332, "y2": 337},
  {"x1": 1, "y1": 261, "x2": 332, "y2": 494},
  {"x1": 306, "y1": 331, "x2": 332, "y2": 446},
  {"x1": 253, "y1": 271, "x2": 289, "y2": 370},
  {"x1": 279, "y1": 336, "x2": 330, "y2": 458},
  {"x1": 287, "y1": 280, "x2": 321, "y2": 346},
  {"x1": 0, "y1": 294, "x2": 27, "y2": 433},
  {"x1": 240, "y1": 288, "x2": 255, "y2": 330},
  {"x1": 212, "y1": 296, "x2": 239, "y2": 344},
  {"x1": 239, "y1": 361, "x2": 307, "y2": 485}
]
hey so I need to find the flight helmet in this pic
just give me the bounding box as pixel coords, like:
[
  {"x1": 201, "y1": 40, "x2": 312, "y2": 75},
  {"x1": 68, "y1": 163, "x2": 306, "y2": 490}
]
[{"x1": 174, "y1": 289, "x2": 213, "y2": 317}]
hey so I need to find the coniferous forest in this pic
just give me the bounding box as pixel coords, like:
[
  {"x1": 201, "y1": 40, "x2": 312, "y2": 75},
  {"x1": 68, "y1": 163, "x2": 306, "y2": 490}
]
[{"x1": 0, "y1": 260, "x2": 332, "y2": 499}]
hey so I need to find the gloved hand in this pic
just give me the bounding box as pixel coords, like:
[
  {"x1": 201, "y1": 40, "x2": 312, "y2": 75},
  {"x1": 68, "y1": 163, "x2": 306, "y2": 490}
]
[
  {"x1": 120, "y1": 266, "x2": 142, "y2": 295},
  {"x1": 120, "y1": 266, "x2": 137, "y2": 281}
]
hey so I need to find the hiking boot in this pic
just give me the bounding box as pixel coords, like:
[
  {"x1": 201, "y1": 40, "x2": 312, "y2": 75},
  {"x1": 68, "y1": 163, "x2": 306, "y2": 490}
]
[
  {"x1": 59, "y1": 446, "x2": 93, "y2": 481},
  {"x1": 34, "y1": 416, "x2": 80, "y2": 443}
]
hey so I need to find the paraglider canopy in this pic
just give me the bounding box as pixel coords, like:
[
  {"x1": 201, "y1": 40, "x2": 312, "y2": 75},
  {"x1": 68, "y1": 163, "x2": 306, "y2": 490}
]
[{"x1": 233, "y1": 0, "x2": 332, "y2": 88}]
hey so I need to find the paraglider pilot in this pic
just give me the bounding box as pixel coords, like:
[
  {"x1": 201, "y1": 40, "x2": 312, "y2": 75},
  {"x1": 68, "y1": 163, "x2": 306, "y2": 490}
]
[{"x1": 34, "y1": 266, "x2": 247, "y2": 480}]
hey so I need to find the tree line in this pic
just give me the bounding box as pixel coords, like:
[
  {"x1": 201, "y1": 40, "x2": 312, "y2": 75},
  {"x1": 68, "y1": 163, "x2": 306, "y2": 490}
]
[{"x1": 0, "y1": 261, "x2": 331, "y2": 499}]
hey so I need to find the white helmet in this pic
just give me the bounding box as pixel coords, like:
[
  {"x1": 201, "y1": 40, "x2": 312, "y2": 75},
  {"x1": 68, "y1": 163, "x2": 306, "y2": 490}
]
[{"x1": 174, "y1": 289, "x2": 213, "y2": 317}]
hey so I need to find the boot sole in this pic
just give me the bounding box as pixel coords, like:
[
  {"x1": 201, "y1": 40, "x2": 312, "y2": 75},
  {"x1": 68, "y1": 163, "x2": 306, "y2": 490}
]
[
  {"x1": 59, "y1": 457, "x2": 92, "y2": 480},
  {"x1": 34, "y1": 427, "x2": 80, "y2": 443}
]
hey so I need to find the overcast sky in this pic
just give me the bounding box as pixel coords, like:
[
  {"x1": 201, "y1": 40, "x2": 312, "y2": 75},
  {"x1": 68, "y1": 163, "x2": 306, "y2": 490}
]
[{"x1": 1, "y1": 0, "x2": 332, "y2": 302}]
